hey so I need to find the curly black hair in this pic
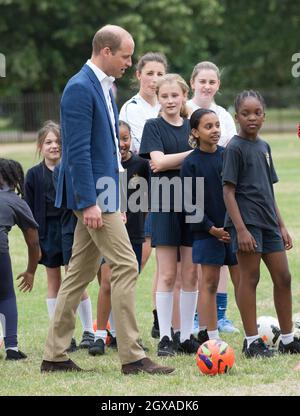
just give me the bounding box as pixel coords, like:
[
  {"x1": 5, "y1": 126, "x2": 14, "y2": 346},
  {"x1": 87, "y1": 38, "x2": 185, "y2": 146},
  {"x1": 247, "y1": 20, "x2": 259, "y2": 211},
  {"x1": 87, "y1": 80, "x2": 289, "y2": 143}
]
[{"x1": 0, "y1": 158, "x2": 25, "y2": 196}]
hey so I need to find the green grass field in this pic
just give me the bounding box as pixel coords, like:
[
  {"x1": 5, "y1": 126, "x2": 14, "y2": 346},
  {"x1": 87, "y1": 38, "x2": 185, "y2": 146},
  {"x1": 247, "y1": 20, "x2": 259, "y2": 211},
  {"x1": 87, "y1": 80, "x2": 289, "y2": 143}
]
[{"x1": 0, "y1": 135, "x2": 300, "y2": 396}]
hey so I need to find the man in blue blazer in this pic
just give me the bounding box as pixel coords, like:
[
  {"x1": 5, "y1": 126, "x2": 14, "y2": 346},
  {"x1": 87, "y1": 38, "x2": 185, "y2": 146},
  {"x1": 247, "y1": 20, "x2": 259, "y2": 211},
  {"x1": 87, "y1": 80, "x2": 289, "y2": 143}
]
[{"x1": 41, "y1": 25, "x2": 174, "y2": 375}]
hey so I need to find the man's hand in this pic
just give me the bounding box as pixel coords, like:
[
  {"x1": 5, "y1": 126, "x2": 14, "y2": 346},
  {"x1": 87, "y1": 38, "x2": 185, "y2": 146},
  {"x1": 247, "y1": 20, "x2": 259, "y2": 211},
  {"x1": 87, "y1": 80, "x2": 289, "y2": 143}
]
[
  {"x1": 83, "y1": 205, "x2": 103, "y2": 229},
  {"x1": 17, "y1": 271, "x2": 34, "y2": 292}
]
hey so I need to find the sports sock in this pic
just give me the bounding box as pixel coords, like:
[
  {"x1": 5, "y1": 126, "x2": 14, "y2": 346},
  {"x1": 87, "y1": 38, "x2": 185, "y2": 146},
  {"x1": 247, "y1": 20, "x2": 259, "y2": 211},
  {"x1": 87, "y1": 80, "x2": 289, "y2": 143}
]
[
  {"x1": 246, "y1": 334, "x2": 260, "y2": 348},
  {"x1": 180, "y1": 290, "x2": 198, "y2": 342},
  {"x1": 77, "y1": 297, "x2": 93, "y2": 333},
  {"x1": 156, "y1": 291, "x2": 173, "y2": 341},
  {"x1": 198, "y1": 325, "x2": 207, "y2": 331},
  {"x1": 46, "y1": 298, "x2": 57, "y2": 319},
  {"x1": 216, "y1": 293, "x2": 227, "y2": 321},
  {"x1": 207, "y1": 329, "x2": 220, "y2": 340},
  {"x1": 6, "y1": 346, "x2": 18, "y2": 352},
  {"x1": 281, "y1": 332, "x2": 294, "y2": 345},
  {"x1": 108, "y1": 311, "x2": 116, "y2": 337},
  {"x1": 94, "y1": 330, "x2": 107, "y2": 343}
]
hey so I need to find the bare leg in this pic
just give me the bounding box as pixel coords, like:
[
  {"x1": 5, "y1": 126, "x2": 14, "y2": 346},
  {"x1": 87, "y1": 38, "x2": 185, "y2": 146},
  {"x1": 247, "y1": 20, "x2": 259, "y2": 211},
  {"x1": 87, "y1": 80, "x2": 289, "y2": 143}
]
[
  {"x1": 141, "y1": 237, "x2": 152, "y2": 270},
  {"x1": 46, "y1": 267, "x2": 61, "y2": 299},
  {"x1": 236, "y1": 252, "x2": 261, "y2": 336},
  {"x1": 172, "y1": 262, "x2": 181, "y2": 331},
  {"x1": 200, "y1": 265, "x2": 220, "y2": 331},
  {"x1": 262, "y1": 251, "x2": 293, "y2": 334},
  {"x1": 228, "y1": 264, "x2": 240, "y2": 306},
  {"x1": 96, "y1": 263, "x2": 112, "y2": 331}
]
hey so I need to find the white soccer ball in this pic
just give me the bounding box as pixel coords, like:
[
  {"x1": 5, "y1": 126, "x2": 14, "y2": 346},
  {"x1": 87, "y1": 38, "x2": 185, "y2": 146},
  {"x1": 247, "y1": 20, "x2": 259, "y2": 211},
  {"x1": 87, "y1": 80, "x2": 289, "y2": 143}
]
[
  {"x1": 257, "y1": 316, "x2": 281, "y2": 349},
  {"x1": 0, "y1": 323, "x2": 4, "y2": 349},
  {"x1": 293, "y1": 313, "x2": 300, "y2": 338}
]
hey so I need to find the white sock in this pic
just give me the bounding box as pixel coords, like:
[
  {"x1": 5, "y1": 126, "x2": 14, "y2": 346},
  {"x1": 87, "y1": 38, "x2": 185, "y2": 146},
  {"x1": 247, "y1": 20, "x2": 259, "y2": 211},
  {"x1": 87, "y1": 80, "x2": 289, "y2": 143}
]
[
  {"x1": 180, "y1": 290, "x2": 198, "y2": 342},
  {"x1": 156, "y1": 291, "x2": 173, "y2": 341},
  {"x1": 246, "y1": 334, "x2": 260, "y2": 348},
  {"x1": 46, "y1": 298, "x2": 57, "y2": 320},
  {"x1": 199, "y1": 325, "x2": 207, "y2": 332},
  {"x1": 207, "y1": 329, "x2": 220, "y2": 340},
  {"x1": 77, "y1": 297, "x2": 93, "y2": 333},
  {"x1": 109, "y1": 311, "x2": 116, "y2": 337},
  {"x1": 281, "y1": 332, "x2": 294, "y2": 345},
  {"x1": 6, "y1": 347, "x2": 18, "y2": 352},
  {"x1": 94, "y1": 330, "x2": 107, "y2": 342}
]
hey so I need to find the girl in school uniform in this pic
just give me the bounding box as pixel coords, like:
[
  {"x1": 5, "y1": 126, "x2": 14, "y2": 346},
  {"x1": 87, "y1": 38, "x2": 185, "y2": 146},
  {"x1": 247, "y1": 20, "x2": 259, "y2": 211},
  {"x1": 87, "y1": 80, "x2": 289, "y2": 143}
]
[
  {"x1": 187, "y1": 61, "x2": 239, "y2": 334},
  {"x1": 0, "y1": 158, "x2": 40, "y2": 360},
  {"x1": 140, "y1": 74, "x2": 198, "y2": 356}
]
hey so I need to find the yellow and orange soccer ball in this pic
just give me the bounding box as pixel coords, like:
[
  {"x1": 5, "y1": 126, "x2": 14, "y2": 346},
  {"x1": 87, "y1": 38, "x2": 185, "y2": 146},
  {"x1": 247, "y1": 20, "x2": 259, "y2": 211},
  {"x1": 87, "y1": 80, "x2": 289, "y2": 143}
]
[{"x1": 196, "y1": 339, "x2": 235, "y2": 376}]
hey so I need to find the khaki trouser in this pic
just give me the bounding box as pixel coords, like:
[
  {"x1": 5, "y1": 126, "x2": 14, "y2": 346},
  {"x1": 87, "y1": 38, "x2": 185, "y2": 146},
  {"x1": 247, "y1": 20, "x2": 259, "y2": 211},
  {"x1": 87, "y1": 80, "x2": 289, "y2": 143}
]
[{"x1": 43, "y1": 211, "x2": 145, "y2": 365}]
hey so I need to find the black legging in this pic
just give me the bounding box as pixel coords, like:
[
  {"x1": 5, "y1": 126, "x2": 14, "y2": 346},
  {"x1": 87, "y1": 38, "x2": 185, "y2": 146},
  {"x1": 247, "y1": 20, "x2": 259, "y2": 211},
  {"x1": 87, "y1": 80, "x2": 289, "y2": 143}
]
[{"x1": 0, "y1": 252, "x2": 18, "y2": 348}]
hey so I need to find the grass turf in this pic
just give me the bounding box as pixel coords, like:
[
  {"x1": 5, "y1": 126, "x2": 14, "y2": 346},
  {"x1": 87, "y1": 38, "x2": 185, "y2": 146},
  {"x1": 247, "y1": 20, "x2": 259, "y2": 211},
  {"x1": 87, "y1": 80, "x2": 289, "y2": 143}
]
[{"x1": 0, "y1": 134, "x2": 300, "y2": 396}]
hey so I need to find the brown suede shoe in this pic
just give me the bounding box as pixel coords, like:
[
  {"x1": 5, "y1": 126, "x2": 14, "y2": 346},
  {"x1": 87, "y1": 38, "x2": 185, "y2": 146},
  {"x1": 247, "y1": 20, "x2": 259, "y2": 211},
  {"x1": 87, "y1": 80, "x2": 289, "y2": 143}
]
[
  {"x1": 122, "y1": 357, "x2": 175, "y2": 375},
  {"x1": 41, "y1": 359, "x2": 85, "y2": 373}
]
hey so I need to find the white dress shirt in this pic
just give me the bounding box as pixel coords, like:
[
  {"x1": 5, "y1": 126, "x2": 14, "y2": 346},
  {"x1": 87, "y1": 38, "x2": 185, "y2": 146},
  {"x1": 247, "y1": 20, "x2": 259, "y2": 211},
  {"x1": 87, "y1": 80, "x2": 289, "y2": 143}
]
[{"x1": 86, "y1": 59, "x2": 123, "y2": 172}]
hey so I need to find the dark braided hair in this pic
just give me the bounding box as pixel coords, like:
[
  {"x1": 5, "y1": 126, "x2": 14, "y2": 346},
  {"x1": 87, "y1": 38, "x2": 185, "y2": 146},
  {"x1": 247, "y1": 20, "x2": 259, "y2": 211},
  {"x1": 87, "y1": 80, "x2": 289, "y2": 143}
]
[
  {"x1": 234, "y1": 90, "x2": 266, "y2": 112},
  {"x1": 0, "y1": 158, "x2": 25, "y2": 197}
]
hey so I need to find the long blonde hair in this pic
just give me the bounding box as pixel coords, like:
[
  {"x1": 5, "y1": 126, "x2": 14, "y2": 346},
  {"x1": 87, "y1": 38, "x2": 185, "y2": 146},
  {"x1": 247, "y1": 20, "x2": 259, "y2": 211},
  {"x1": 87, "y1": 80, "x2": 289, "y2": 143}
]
[{"x1": 156, "y1": 73, "x2": 190, "y2": 118}]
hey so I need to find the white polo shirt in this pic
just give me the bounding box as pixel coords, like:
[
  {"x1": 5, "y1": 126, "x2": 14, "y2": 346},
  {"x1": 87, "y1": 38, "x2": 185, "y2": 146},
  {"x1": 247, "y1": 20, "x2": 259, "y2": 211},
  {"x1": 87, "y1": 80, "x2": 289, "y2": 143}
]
[{"x1": 119, "y1": 93, "x2": 161, "y2": 154}]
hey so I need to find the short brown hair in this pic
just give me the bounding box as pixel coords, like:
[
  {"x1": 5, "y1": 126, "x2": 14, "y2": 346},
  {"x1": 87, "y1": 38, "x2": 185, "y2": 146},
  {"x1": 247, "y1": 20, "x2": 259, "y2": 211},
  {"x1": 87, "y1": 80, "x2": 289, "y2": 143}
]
[{"x1": 92, "y1": 28, "x2": 122, "y2": 55}]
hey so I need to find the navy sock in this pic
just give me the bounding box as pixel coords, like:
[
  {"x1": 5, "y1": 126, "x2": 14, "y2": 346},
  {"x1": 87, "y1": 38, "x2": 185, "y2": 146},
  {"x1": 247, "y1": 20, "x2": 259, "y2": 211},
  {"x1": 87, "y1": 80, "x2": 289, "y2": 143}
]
[
  {"x1": 0, "y1": 252, "x2": 18, "y2": 348},
  {"x1": 216, "y1": 293, "x2": 227, "y2": 321}
]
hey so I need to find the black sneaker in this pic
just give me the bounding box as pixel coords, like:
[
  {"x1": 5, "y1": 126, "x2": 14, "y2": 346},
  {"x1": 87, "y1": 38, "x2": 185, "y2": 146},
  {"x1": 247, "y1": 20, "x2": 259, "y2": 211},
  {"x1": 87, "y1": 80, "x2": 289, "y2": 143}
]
[
  {"x1": 88, "y1": 339, "x2": 105, "y2": 356},
  {"x1": 178, "y1": 335, "x2": 200, "y2": 354},
  {"x1": 151, "y1": 309, "x2": 160, "y2": 339},
  {"x1": 157, "y1": 336, "x2": 175, "y2": 357},
  {"x1": 244, "y1": 337, "x2": 275, "y2": 358},
  {"x1": 172, "y1": 331, "x2": 181, "y2": 352},
  {"x1": 242, "y1": 338, "x2": 247, "y2": 353},
  {"x1": 278, "y1": 337, "x2": 300, "y2": 354},
  {"x1": 66, "y1": 338, "x2": 78, "y2": 353},
  {"x1": 197, "y1": 329, "x2": 209, "y2": 345},
  {"x1": 5, "y1": 349, "x2": 27, "y2": 360},
  {"x1": 79, "y1": 331, "x2": 95, "y2": 349}
]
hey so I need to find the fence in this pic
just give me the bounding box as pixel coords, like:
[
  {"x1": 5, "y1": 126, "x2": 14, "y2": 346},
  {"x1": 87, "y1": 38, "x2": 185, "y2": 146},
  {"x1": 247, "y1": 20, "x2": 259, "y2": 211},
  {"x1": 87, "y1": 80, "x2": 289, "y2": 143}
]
[{"x1": 0, "y1": 90, "x2": 299, "y2": 143}]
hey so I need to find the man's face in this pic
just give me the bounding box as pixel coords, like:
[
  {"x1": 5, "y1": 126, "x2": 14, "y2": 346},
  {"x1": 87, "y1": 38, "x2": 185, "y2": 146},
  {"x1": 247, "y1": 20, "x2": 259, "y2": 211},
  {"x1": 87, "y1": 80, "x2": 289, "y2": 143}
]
[{"x1": 107, "y1": 37, "x2": 134, "y2": 78}]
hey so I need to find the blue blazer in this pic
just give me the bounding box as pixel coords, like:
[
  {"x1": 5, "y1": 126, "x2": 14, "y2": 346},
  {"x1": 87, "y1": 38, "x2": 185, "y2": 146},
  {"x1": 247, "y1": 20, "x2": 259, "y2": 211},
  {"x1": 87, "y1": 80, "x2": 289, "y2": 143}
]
[{"x1": 55, "y1": 64, "x2": 120, "y2": 212}]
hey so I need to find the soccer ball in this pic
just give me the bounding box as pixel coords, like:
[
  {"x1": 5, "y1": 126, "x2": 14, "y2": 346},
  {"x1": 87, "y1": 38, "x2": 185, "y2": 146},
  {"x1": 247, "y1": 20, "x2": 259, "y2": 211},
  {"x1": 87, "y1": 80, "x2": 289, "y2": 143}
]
[
  {"x1": 257, "y1": 316, "x2": 281, "y2": 348},
  {"x1": 293, "y1": 313, "x2": 300, "y2": 338},
  {"x1": 196, "y1": 339, "x2": 235, "y2": 376},
  {"x1": 0, "y1": 323, "x2": 3, "y2": 349}
]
